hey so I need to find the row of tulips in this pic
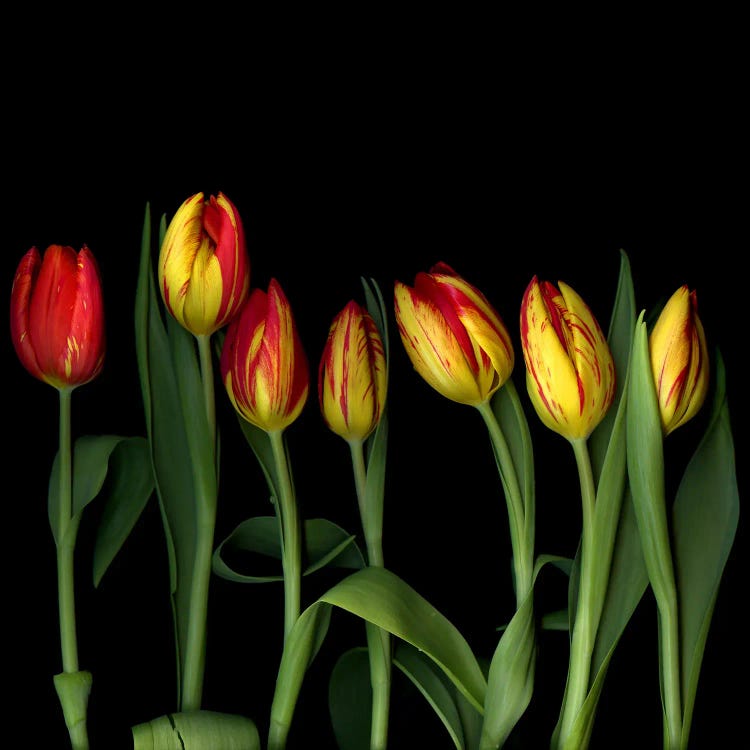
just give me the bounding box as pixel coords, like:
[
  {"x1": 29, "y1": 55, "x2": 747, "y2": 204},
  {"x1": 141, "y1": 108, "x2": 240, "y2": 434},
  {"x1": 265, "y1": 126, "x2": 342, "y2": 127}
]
[{"x1": 10, "y1": 191, "x2": 737, "y2": 750}]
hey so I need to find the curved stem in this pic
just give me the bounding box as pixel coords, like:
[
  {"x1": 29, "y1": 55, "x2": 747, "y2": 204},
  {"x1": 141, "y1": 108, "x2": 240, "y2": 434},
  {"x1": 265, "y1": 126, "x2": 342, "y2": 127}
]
[
  {"x1": 556, "y1": 438, "x2": 598, "y2": 748},
  {"x1": 181, "y1": 334, "x2": 219, "y2": 712},
  {"x1": 270, "y1": 429, "x2": 301, "y2": 643},
  {"x1": 350, "y1": 438, "x2": 391, "y2": 750},
  {"x1": 476, "y1": 400, "x2": 532, "y2": 606}
]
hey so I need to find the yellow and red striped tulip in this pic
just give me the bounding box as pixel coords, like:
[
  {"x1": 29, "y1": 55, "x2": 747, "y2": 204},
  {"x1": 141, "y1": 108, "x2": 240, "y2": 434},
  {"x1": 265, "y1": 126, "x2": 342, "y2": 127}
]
[
  {"x1": 318, "y1": 300, "x2": 387, "y2": 442},
  {"x1": 10, "y1": 245, "x2": 105, "y2": 390},
  {"x1": 394, "y1": 262, "x2": 514, "y2": 406},
  {"x1": 649, "y1": 285, "x2": 709, "y2": 435},
  {"x1": 159, "y1": 191, "x2": 250, "y2": 336},
  {"x1": 520, "y1": 276, "x2": 615, "y2": 441},
  {"x1": 220, "y1": 279, "x2": 309, "y2": 433}
]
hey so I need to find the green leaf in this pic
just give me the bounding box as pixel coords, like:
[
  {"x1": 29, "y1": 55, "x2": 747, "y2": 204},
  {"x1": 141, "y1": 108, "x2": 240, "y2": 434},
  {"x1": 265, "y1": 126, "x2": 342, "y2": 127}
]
[
  {"x1": 490, "y1": 377, "x2": 535, "y2": 527},
  {"x1": 320, "y1": 568, "x2": 487, "y2": 711},
  {"x1": 394, "y1": 641, "x2": 471, "y2": 750},
  {"x1": 328, "y1": 648, "x2": 373, "y2": 750},
  {"x1": 541, "y1": 609, "x2": 570, "y2": 631},
  {"x1": 236, "y1": 415, "x2": 281, "y2": 502},
  {"x1": 49, "y1": 434, "x2": 134, "y2": 547},
  {"x1": 212, "y1": 516, "x2": 365, "y2": 582},
  {"x1": 589, "y1": 248, "x2": 636, "y2": 483},
  {"x1": 481, "y1": 554, "x2": 566, "y2": 749},
  {"x1": 269, "y1": 568, "x2": 487, "y2": 750},
  {"x1": 134, "y1": 205, "x2": 206, "y2": 703},
  {"x1": 361, "y1": 276, "x2": 390, "y2": 539},
  {"x1": 93, "y1": 436, "x2": 155, "y2": 587},
  {"x1": 132, "y1": 710, "x2": 260, "y2": 750},
  {"x1": 672, "y1": 351, "x2": 739, "y2": 743},
  {"x1": 626, "y1": 313, "x2": 673, "y2": 605}
]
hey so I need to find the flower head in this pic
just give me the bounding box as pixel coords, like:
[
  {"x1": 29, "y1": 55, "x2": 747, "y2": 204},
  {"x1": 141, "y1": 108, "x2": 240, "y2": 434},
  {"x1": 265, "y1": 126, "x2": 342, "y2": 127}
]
[
  {"x1": 159, "y1": 192, "x2": 250, "y2": 336},
  {"x1": 318, "y1": 300, "x2": 387, "y2": 442},
  {"x1": 220, "y1": 279, "x2": 309, "y2": 433},
  {"x1": 649, "y1": 285, "x2": 709, "y2": 435},
  {"x1": 394, "y1": 262, "x2": 514, "y2": 406},
  {"x1": 520, "y1": 276, "x2": 615, "y2": 440},
  {"x1": 10, "y1": 245, "x2": 105, "y2": 390}
]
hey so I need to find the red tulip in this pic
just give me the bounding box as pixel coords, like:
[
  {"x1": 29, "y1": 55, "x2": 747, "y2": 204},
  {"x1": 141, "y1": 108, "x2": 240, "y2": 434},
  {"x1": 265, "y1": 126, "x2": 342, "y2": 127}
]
[
  {"x1": 10, "y1": 245, "x2": 105, "y2": 390},
  {"x1": 220, "y1": 279, "x2": 309, "y2": 433}
]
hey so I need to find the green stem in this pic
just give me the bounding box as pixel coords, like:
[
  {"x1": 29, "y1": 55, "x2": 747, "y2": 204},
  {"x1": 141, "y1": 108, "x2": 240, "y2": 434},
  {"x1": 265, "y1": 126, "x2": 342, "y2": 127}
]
[
  {"x1": 57, "y1": 388, "x2": 79, "y2": 674},
  {"x1": 55, "y1": 387, "x2": 90, "y2": 750},
  {"x1": 181, "y1": 335, "x2": 218, "y2": 712},
  {"x1": 556, "y1": 438, "x2": 598, "y2": 748},
  {"x1": 659, "y1": 594, "x2": 683, "y2": 749},
  {"x1": 476, "y1": 400, "x2": 533, "y2": 606},
  {"x1": 270, "y1": 429, "x2": 301, "y2": 643},
  {"x1": 350, "y1": 438, "x2": 391, "y2": 750}
]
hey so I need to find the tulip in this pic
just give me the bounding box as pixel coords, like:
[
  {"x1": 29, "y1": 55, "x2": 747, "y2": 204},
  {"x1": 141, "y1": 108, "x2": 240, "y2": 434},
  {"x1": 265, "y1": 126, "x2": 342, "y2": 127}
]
[
  {"x1": 394, "y1": 262, "x2": 514, "y2": 406},
  {"x1": 220, "y1": 279, "x2": 309, "y2": 433},
  {"x1": 10, "y1": 245, "x2": 105, "y2": 390},
  {"x1": 159, "y1": 191, "x2": 250, "y2": 336},
  {"x1": 520, "y1": 276, "x2": 615, "y2": 441},
  {"x1": 649, "y1": 285, "x2": 709, "y2": 436},
  {"x1": 318, "y1": 300, "x2": 387, "y2": 442}
]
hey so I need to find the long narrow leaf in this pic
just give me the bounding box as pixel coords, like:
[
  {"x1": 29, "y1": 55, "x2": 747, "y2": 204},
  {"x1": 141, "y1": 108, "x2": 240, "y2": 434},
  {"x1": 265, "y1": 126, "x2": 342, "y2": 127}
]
[{"x1": 672, "y1": 351, "x2": 739, "y2": 743}]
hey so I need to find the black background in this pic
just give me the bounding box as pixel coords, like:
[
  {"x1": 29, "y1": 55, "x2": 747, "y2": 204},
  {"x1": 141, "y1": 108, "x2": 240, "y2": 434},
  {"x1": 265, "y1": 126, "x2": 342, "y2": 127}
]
[{"x1": 4, "y1": 23, "x2": 745, "y2": 750}]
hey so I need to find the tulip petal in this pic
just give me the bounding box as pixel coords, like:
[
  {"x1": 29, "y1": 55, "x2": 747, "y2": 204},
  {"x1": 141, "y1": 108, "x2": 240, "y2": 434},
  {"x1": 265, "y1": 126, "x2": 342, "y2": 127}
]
[{"x1": 10, "y1": 247, "x2": 44, "y2": 381}]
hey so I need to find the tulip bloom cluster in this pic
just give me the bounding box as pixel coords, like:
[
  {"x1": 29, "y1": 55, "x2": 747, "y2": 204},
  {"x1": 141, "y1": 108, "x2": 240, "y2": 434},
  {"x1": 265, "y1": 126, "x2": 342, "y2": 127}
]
[{"x1": 11, "y1": 194, "x2": 736, "y2": 750}]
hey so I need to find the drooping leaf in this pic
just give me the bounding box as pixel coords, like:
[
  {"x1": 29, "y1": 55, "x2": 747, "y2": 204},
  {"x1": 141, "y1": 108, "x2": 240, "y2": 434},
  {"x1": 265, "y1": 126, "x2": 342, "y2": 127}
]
[
  {"x1": 394, "y1": 641, "x2": 470, "y2": 750},
  {"x1": 269, "y1": 567, "x2": 487, "y2": 750},
  {"x1": 212, "y1": 516, "x2": 365, "y2": 582}
]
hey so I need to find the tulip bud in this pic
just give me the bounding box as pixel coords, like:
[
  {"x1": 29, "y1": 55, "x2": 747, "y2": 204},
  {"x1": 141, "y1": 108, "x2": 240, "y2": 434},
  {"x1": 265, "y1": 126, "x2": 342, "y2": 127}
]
[
  {"x1": 318, "y1": 300, "x2": 387, "y2": 442},
  {"x1": 159, "y1": 192, "x2": 250, "y2": 336},
  {"x1": 649, "y1": 285, "x2": 709, "y2": 435},
  {"x1": 520, "y1": 276, "x2": 615, "y2": 441},
  {"x1": 10, "y1": 245, "x2": 105, "y2": 390},
  {"x1": 220, "y1": 279, "x2": 309, "y2": 433},
  {"x1": 394, "y1": 262, "x2": 514, "y2": 406}
]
